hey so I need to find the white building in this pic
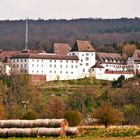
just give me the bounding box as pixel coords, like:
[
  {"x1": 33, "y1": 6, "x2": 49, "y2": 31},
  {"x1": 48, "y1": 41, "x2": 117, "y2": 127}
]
[
  {"x1": 11, "y1": 40, "x2": 96, "y2": 83},
  {"x1": 90, "y1": 61, "x2": 134, "y2": 81},
  {"x1": 69, "y1": 40, "x2": 96, "y2": 78}
]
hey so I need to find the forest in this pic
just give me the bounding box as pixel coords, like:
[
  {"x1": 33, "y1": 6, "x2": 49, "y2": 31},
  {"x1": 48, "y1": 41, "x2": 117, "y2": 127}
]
[{"x1": 0, "y1": 18, "x2": 140, "y2": 52}]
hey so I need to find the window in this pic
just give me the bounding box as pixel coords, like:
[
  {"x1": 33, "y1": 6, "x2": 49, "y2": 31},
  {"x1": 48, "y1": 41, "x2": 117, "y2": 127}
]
[
  {"x1": 76, "y1": 65, "x2": 78, "y2": 68},
  {"x1": 72, "y1": 60, "x2": 73, "y2": 63},
  {"x1": 60, "y1": 71, "x2": 62, "y2": 73},
  {"x1": 13, "y1": 60, "x2": 15, "y2": 62},
  {"x1": 86, "y1": 53, "x2": 89, "y2": 56},
  {"x1": 37, "y1": 64, "x2": 39, "y2": 67},
  {"x1": 72, "y1": 53, "x2": 75, "y2": 55},
  {"x1": 66, "y1": 60, "x2": 68, "y2": 63},
  {"x1": 32, "y1": 64, "x2": 34, "y2": 67},
  {"x1": 37, "y1": 59, "x2": 39, "y2": 62},
  {"x1": 17, "y1": 64, "x2": 19, "y2": 68},
  {"x1": 50, "y1": 60, "x2": 52, "y2": 62},
  {"x1": 50, "y1": 64, "x2": 52, "y2": 67},
  {"x1": 21, "y1": 60, "x2": 23, "y2": 62},
  {"x1": 21, "y1": 64, "x2": 22, "y2": 67},
  {"x1": 32, "y1": 70, "x2": 34, "y2": 73},
  {"x1": 32, "y1": 59, "x2": 34, "y2": 62},
  {"x1": 25, "y1": 59, "x2": 26, "y2": 62},
  {"x1": 60, "y1": 60, "x2": 62, "y2": 63},
  {"x1": 83, "y1": 69, "x2": 85, "y2": 72},
  {"x1": 71, "y1": 72, "x2": 73, "y2": 74},
  {"x1": 86, "y1": 57, "x2": 89, "y2": 60},
  {"x1": 54, "y1": 64, "x2": 56, "y2": 67},
  {"x1": 66, "y1": 65, "x2": 68, "y2": 68},
  {"x1": 86, "y1": 63, "x2": 89, "y2": 66},
  {"x1": 54, "y1": 60, "x2": 56, "y2": 62},
  {"x1": 17, "y1": 60, "x2": 19, "y2": 62},
  {"x1": 71, "y1": 65, "x2": 73, "y2": 68},
  {"x1": 42, "y1": 60, "x2": 43, "y2": 62},
  {"x1": 60, "y1": 65, "x2": 62, "y2": 68}
]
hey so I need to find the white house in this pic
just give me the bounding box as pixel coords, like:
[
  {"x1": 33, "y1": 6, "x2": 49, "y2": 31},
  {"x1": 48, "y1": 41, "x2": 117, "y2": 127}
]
[
  {"x1": 90, "y1": 61, "x2": 134, "y2": 81},
  {"x1": 69, "y1": 40, "x2": 96, "y2": 78}
]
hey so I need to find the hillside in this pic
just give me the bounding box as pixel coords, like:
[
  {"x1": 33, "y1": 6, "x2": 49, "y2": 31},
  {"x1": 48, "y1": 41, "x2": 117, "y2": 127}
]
[{"x1": 0, "y1": 18, "x2": 140, "y2": 51}]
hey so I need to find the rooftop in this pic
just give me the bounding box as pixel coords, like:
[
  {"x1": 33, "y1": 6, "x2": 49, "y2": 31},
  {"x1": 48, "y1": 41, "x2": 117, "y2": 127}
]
[
  {"x1": 12, "y1": 52, "x2": 79, "y2": 60},
  {"x1": 71, "y1": 40, "x2": 95, "y2": 52},
  {"x1": 53, "y1": 43, "x2": 71, "y2": 55}
]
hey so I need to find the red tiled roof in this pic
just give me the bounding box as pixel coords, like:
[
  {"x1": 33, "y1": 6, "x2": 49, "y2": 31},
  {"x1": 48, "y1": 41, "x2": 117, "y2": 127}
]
[
  {"x1": 53, "y1": 43, "x2": 71, "y2": 55},
  {"x1": 97, "y1": 52, "x2": 122, "y2": 62},
  {"x1": 12, "y1": 52, "x2": 79, "y2": 60},
  {"x1": 105, "y1": 71, "x2": 133, "y2": 74},
  {"x1": 71, "y1": 40, "x2": 95, "y2": 52},
  {"x1": 0, "y1": 51, "x2": 19, "y2": 60}
]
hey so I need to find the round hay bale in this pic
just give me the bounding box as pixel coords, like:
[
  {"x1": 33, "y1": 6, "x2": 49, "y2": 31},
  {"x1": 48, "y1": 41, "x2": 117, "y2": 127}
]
[
  {"x1": 21, "y1": 128, "x2": 31, "y2": 137},
  {"x1": 66, "y1": 127, "x2": 81, "y2": 136},
  {"x1": 15, "y1": 128, "x2": 24, "y2": 137},
  {"x1": 7, "y1": 128, "x2": 17, "y2": 137},
  {"x1": 49, "y1": 119, "x2": 68, "y2": 130},
  {"x1": 51, "y1": 128, "x2": 66, "y2": 137},
  {"x1": 37, "y1": 128, "x2": 65, "y2": 137},
  {"x1": 33, "y1": 119, "x2": 45, "y2": 127},
  {"x1": 30, "y1": 128, "x2": 39, "y2": 137},
  {"x1": 0, "y1": 128, "x2": 8, "y2": 138}
]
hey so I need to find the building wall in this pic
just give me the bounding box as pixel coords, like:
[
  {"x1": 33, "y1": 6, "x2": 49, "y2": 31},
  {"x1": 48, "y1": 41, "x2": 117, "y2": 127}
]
[{"x1": 69, "y1": 51, "x2": 96, "y2": 78}]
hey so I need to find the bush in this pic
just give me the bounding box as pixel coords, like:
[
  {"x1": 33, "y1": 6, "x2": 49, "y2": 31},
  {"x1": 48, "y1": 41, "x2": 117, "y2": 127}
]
[
  {"x1": 22, "y1": 111, "x2": 37, "y2": 120},
  {"x1": 63, "y1": 110, "x2": 83, "y2": 126}
]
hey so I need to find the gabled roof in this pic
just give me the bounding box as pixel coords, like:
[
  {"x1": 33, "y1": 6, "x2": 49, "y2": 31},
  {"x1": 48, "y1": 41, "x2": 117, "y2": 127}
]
[
  {"x1": 0, "y1": 51, "x2": 19, "y2": 61},
  {"x1": 132, "y1": 49, "x2": 140, "y2": 61},
  {"x1": 97, "y1": 52, "x2": 123, "y2": 63},
  {"x1": 71, "y1": 40, "x2": 95, "y2": 52},
  {"x1": 53, "y1": 43, "x2": 71, "y2": 55},
  {"x1": 91, "y1": 61, "x2": 104, "y2": 68},
  {"x1": 12, "y1": 52, "x2": 79, "y2": 60}
]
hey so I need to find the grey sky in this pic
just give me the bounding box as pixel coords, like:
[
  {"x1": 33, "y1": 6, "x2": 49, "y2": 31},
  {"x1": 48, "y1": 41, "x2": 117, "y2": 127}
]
[{"x1": 0, "y1": 0, "x2": 139, "y2": 20}]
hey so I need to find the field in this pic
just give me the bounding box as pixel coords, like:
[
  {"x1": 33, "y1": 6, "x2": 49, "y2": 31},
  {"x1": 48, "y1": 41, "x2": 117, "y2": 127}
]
[{"x1": 0, "y1": 137, "x2": 139, "y2": 140}]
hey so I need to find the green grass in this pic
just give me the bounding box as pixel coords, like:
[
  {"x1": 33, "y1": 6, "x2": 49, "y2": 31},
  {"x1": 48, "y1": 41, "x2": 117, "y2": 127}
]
[{"x1": 0, "y1": 137, "x2": 139, "y2": 140}]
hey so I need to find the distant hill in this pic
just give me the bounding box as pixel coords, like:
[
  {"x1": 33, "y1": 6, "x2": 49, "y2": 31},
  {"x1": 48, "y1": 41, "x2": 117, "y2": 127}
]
[{"x1": 0, "y1": 18, "x2": 140, "y2": 51}]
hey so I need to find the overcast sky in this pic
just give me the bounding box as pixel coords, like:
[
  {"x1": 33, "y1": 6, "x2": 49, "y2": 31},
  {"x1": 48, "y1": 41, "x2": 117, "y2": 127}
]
[{"x1": 0, "y1": 0, "x2": 139, "y2": 20}]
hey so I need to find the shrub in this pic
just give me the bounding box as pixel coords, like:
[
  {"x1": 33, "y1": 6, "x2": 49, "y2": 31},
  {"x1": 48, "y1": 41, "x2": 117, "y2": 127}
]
[
  {"x1": 22, "y1": 111, "x2": 37, "y2": 120},
  {"x1": 63, "y1": 110, "x2": 83, "y2": 126}
]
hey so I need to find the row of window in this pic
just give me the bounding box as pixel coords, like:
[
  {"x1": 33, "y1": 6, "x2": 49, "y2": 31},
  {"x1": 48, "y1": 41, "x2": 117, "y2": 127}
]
[
  {"x1": 13, "y1": 59, "x2": 78, "y2": 63},
  {"x1": 50, "y1": 64, "x2": 78, "y2": 68},
  {"x1": 13, "y1": 59, "x2": 27, "y2": 63},
  {"x1": 13, "y1": 64, "x2": 26, "y2": 68},
  {"x1": 50, "y1": 71, "x2": 74, "y2": 74}
]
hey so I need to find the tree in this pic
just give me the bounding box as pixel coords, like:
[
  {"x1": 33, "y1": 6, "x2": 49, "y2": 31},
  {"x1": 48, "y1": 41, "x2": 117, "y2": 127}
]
[
  {"x1": 63, "y1": 110, "x2": 83, "y2": 126},
  {"x1": 92, "y1": 102, "x2": 123, "y2": 128},
  {"x1": 44, "y1": 96, "x2": 65, "y2": 119}
]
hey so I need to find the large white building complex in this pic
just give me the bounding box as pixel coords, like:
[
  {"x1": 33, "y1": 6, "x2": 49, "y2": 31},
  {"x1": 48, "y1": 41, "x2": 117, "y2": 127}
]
[
  {"x1": 10, "y1": 40, "x2": 96, "y2": 83},
  {"x1": 1, "y1": 40, "x2": 140, "y2": 83}
]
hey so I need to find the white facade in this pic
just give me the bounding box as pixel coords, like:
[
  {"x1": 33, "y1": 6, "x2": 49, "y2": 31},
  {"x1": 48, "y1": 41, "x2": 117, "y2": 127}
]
[
  {"x1": 69, "y1": 51, "x2": 96, "y2": 78},
  {"x1": 12, "y1": 55, "x2": 79, "y2": 82},
  {"x1": 91, "y1": 67, "x2": 134, "y2": 81}
]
